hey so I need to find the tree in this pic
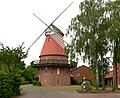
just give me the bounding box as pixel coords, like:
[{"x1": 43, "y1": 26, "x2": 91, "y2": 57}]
[
  {"x1": 23, "y1": 66, "x2": 37, "y2": 82},
  {"x1": 0, "y1": 42, "x2": 27, "y2": 73},
  {"x1": 66, "y1": 0, "x2": 111, "y2": 90},
  {"x1": 0, "y1": 42, "x2": 28, "y2": 97},
  {"x1": 105, "y1": 0, "x2": 120, "y2": 89},
  {"x1": 66, "y1": 0, "x2": 120, "y2": 90}
]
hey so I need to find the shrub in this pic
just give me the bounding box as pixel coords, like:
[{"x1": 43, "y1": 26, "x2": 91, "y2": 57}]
[
  {"x1": 0, "y1": 72, "x2": 13, "y2": 98},
  {"x1": 33, "y1": 81, "x2": 36, "y2": 86},
  {"x1": 36, "y1": 81, "x2": 41, "y2": 86},
  {"x1": 33, "y1": 81, "x2": 41, "y2": 86},
  {"x1": 91, "y1": 82, "x2": 97, "y2": 87},
  {"x1": 0, "y1": 72, "x2": 21, "y2": 98},
  {"x1": 71, "y1": 78, "x2": 82, "y2": 85}
]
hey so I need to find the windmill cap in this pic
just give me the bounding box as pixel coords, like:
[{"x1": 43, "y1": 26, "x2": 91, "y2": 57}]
[
  {"x1": 40, "y1": 34, "x2": 66, "y2": 57},
  {"x1": 51, "y1": 25, "x2": 64, "y2": 36}
]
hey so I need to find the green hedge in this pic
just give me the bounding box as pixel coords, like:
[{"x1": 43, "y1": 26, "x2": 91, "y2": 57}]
[{"x1": 0, "y1": 72, "x2": 21, "y2": 98}]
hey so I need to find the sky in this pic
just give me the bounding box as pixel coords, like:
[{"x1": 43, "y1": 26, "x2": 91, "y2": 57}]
[{"x1": 0, "y1": 0, "x2": 88, "y2": 66}]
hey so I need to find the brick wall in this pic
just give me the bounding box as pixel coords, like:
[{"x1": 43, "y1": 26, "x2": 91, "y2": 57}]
[
  {"x1": 38, "y1": 66, "x2": 70, "y2": 86},
  {"x1": 71, "y1": 65, "x2": 96, "y2": 83}
]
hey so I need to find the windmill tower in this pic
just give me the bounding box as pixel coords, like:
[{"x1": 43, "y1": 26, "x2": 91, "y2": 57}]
[{"x1": 32, "y1": 26, "x2": 70, "y2": 86}]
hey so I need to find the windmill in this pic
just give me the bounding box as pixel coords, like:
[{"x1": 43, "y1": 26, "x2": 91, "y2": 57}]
[{"x1": 30, "y1": 1, "x2": 75, "y2": 86}]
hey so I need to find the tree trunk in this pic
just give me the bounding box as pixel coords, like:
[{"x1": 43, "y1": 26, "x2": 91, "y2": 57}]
[
  {"x1": 96, "y1": 65, "x2": 99, "y2": 90},
  {"x1": 101, "y1": 66, "x2": 105, "y2": 90},
  {"x1": 113, "y1": 41, "x2": 118, "y2": 90},
  {"x1": 101, "y1": 54, "x2": 105, "y2": 90},
  {"x1": 113, "y1": 62, "x2": 117, "y2": 90}
]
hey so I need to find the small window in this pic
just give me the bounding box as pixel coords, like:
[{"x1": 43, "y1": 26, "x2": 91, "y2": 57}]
[
  {"x1": 46, "y1": 58, "x2": 48, "y2": 61},
  {"x1": 46, "y1": 58, "x2": 48, "y2": 63},
  {"x1": 57, "y1": 68, "x2": 60, "y2": 75},
  {"x1": 45, "y1": 67, "x2": 48, "y2": 73},
  {"x1": 48, "y1": 38, "x2": 51, "y2": 42},
  {"x1": 57, "y1": 78, "x2": 60, "y2": 84},
  {"x1": 76, "y1": 73, "x2": 80, "y2": 77}
]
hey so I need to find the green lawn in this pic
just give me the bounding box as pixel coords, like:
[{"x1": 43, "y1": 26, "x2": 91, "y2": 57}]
[{"x1": 21, "y1": 84, "x2": 80, "y2": 94}]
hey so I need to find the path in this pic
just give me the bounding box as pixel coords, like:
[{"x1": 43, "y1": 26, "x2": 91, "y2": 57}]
[{"x1": 14, "y1": 84, "x2": 120, "y2": 98}]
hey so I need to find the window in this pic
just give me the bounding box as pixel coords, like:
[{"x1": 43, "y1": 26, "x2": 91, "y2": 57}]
[
  {"x1": 46, "y1": 58, "x2": 48, "y2": 63},
  {"x1": 46, "y1": 58, "x2": 48, "y2": 60},
  {"x1": 57, "y1": 68, "x2": 60, "y2": 75},
  {"x1": 48, "y1": 38, "x2": 51, "y2": 42},
  {"x1": 45, "y1": 67, "x2": 48, "y2": 73},
  {"x1": 76, "y1": 73, "x2": 80, "y2": 77},
  {"x1": 57, "y1": 78, "x2": 60, "y2": 84}
]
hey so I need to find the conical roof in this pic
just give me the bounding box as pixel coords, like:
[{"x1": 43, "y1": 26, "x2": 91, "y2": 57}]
[{"x1": 40, "y1": 34, "x2": 66, "y2": 57}]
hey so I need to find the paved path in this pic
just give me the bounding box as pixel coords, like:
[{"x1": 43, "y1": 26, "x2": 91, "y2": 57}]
[{"x1": 14, "y1": 85, "x2": 120, "y2": 98}]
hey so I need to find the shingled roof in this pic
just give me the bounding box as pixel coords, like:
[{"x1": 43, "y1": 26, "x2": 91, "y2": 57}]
[{"x1": 40, "y1": 34, "x2": 66, "y2": 57}]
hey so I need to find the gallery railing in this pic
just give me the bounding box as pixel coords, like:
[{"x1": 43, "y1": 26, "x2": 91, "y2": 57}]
[
  {"x1": 31, "y1": 59, "x2": 77, "y2": 68},
  {"x1": 31, "y1": 59, "x2": 69, "y2": 67}
]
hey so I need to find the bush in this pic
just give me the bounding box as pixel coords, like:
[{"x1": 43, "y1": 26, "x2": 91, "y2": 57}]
[
  {"x1": 33, "y1": 81, "x2": 36, "y2": 86},
  {"x1": 71, "y1": 78, "x2": 82, "y2": 85},
  {"x1": 33, "y1": 81, "x2": 41, "y2": 86},
  {"x1": 36, "y1": 81, "x2": 41, "y2": 86},
  {"x1": 91, "y1": 82, "x2": 97, "y2": 87},
  {"x1": 0, "y1": 72, "x2": 21, "y2": 98}
]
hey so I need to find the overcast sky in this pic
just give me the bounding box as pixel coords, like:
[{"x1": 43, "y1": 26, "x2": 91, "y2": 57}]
[{"x1": 0, "y1": 0, "x2": 86, "y2": 66}]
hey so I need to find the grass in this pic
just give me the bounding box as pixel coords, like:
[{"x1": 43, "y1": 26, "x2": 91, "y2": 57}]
[
  {"x1": 20, "y1": 84, "x2": 120, "y2": 94},
  {"x1": 21, "y1": 84, "x2": 80, "y2": 94}
]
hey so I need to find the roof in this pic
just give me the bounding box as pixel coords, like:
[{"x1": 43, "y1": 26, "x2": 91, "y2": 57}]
[
  {"x1": 105, "y1": 71, "x2": 113, "y2": 78},
  {"x1": 40, "y1": 34, "x2": 66, "y2": 57},
  {"x1": 71, "y1": 65, "x2": 90, "y2": 71}
]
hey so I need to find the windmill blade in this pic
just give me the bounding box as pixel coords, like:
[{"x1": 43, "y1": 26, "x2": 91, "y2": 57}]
[
  {"x1": 33, "y1": 13, "x2": 48, "y2": 27},
  {"x1": 33, "y1": 14, "x2": 70, "y2": 46},
  {"x1": 33, "y1": 1, "x2": 74, "y2": 27},
  {"x1": 27, "y1": 1, "x2": 74, "y2": 51},
  {"x1": 50, "y1": 1, "x2": 74, "y2": 26},
  {"x1": 27, "y1": 24, "x2": 52, "y2": 51}
]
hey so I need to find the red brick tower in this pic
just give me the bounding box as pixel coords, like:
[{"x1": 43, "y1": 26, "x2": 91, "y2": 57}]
[{"x1": 32, "y1": 26, "x2": 70, "y2": 86}]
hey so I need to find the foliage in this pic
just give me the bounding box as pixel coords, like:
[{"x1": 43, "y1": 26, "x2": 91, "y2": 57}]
[
  {"x1": 0, "y1": 72, "x2": 21, "y2": 98},
  {"x1": 33, "y1": 81, "x2": 41, "y2": 86},
  {"x1": 71, "y1": 78, "x2": 82, "y2": 85},
  {"x1": 91, "y1": 82, "x2": 97, "y2": 87},
  {"x1": 66, "y1": 0, "x2": 120, "y2": 90},
  {"x1": 0, "y1": 42, "x2": 27, "y2": 72},
  {"x1": 36, "y1": 81, "x2": 41, "y2": 86},
  {"x1": 106, "y1": 0, "x2": 120, "y2": 89},
  {"x1": 66, "y1": 0, "x2": 111, "y2": 90},
  {"x1": 0, "y1": 42, "x2": 27, "y2": 97},
  {"x1": 23, "y1": 66, "x2": 37, "y2": 82}
]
